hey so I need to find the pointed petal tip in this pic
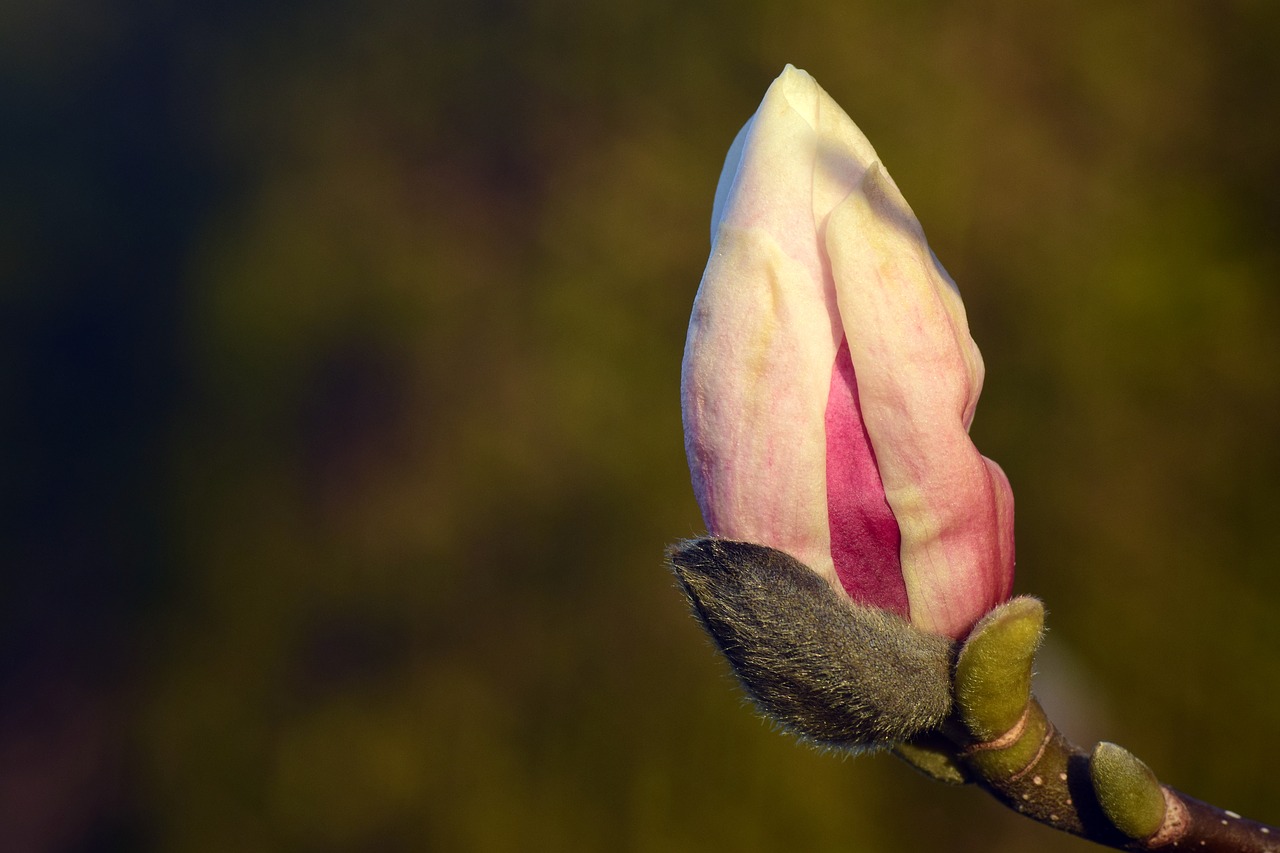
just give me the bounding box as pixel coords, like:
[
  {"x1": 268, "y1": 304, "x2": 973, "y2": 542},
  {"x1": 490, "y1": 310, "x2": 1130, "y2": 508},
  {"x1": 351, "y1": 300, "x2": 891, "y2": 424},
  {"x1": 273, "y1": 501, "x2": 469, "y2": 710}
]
[{"x1": 778, "y1": 63, "x2": 808, "y2": 81}]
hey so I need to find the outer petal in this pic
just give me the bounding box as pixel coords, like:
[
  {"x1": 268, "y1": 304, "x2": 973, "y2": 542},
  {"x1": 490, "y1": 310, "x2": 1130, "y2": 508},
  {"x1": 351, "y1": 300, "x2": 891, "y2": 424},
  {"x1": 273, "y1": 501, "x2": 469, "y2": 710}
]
[
  {"x1": 683, "y1": 67, "x2": 848, "y2": 588},
  {"x1": 825, "y1": 164, "x2": 1015, "y2": 638}
]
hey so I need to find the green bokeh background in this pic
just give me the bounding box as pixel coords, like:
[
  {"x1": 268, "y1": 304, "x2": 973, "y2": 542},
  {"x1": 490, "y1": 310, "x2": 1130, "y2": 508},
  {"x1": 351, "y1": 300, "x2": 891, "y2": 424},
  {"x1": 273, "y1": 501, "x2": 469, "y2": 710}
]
[{"x1": 4, "y1": 2, "x2": 1280, "y2": 851}]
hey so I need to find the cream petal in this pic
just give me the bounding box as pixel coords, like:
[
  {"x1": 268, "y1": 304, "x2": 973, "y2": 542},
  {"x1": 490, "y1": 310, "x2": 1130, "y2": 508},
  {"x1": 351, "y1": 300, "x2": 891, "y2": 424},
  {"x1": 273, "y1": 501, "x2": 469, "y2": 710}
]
[
  {"x1": 710, "y1": 118, "x2": 752, "y2": 242},
  {"x1": 686, "y1": 67, "x2": 863, "y2": 588},
  {"x1": 776, "y1": 65, "x2": 882, "y2": 228}
]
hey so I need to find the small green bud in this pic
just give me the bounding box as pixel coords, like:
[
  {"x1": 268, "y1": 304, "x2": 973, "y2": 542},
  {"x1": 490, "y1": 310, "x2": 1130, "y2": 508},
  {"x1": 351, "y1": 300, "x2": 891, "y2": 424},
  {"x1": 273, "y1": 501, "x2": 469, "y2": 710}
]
[
  {"x1": 1090, "y1": 742, "x2": 1167, "y2": 840},
  {"x1": 954, "y1": 597, "x2": 1044, "y2": 742}
]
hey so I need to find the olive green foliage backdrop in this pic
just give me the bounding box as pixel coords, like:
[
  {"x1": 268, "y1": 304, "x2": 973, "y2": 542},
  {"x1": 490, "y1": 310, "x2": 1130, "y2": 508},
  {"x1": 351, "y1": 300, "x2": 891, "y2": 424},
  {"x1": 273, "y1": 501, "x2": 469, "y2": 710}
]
[{"x1": 4, "y1": 2, "x2": 1280, "y2": 851}]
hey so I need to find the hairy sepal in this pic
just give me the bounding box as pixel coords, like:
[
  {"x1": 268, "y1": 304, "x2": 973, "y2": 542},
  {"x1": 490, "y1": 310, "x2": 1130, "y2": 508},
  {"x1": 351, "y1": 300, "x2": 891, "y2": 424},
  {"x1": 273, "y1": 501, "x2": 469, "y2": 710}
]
[{"x1": 668, "y1": 538, "x2": 956, "y2": 750}]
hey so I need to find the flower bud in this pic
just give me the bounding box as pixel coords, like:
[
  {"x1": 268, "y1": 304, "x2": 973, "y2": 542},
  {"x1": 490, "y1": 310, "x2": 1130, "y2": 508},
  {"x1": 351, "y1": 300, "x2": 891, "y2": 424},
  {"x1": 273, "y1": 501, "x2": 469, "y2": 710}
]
[{"x1": 682, "y1": 65, "x2": 1014, "y2": 639}]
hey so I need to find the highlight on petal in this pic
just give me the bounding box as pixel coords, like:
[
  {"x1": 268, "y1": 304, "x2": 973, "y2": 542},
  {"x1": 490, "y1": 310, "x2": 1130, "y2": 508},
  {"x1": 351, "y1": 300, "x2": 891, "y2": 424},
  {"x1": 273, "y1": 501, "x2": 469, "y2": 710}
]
[{"x1": 710, "y1": 118, "x2": 752, "y2": 242}]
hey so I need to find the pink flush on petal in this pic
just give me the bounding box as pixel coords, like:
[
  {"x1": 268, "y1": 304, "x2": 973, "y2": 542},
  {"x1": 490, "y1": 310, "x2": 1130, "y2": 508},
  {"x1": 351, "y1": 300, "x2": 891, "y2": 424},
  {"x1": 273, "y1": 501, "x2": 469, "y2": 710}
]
[{"x1": 825, "y1": 338, "x2": 909, "y2": 618}]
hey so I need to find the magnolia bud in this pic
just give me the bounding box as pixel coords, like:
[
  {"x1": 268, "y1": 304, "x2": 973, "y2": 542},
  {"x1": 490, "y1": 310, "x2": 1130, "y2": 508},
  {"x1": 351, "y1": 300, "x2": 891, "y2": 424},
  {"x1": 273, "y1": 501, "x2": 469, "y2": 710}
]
[{"x1": 682, "y1": 65, "x2": 1014, "y2": 639}]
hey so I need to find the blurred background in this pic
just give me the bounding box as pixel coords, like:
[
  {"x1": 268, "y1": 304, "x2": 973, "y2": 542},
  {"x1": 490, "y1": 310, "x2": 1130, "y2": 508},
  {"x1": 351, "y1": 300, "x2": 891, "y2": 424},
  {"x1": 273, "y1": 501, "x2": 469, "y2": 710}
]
[{"x1": 3, "y1": 1, "x2": 1280, "y2": 850}]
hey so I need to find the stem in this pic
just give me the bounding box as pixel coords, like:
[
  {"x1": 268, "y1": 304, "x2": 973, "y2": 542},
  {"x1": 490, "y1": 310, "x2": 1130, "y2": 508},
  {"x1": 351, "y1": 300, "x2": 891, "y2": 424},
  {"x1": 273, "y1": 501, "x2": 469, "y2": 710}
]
[
  {"x1": 944, "y1": 698, "x2": 1280, "y2": 850},
  {"x1": 937, "y1": 598, "x2": 1280, "y2": 852},
  {"x1": 1172, "y1": 794, "x2": 1280, "y2": 853}
]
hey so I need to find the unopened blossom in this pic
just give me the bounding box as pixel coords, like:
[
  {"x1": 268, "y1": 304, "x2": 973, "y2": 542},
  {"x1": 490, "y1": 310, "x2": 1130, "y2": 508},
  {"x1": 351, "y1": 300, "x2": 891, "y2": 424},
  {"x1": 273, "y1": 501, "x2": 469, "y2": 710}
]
[{"x1": 681, "y1": 65, "x2": 1014, "y2": 639}]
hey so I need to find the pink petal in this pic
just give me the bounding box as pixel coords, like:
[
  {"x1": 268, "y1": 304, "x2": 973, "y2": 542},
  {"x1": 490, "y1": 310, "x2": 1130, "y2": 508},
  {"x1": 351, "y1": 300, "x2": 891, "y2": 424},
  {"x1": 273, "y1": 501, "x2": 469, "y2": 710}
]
[
  {"x1": 825, "y1": 338, "x2": 908, "y2": 616},
  {"x1": 825, "y1": 164, "x2": 1015, "y2": 638}
]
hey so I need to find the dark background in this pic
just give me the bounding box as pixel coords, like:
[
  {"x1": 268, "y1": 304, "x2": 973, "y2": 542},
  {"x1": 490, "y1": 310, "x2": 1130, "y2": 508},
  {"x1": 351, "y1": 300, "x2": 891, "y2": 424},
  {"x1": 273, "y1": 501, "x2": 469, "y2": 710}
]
[{"x1": 3, "y1": 2, "x2": 1279, "y2": 851}]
